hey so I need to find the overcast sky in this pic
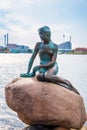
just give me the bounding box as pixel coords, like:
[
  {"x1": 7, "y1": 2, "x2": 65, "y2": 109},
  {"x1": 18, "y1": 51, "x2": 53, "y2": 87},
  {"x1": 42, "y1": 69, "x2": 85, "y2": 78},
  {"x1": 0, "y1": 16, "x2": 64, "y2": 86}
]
[{"x1": 0, "y1": 0, "x2": 87, "y2": 49}]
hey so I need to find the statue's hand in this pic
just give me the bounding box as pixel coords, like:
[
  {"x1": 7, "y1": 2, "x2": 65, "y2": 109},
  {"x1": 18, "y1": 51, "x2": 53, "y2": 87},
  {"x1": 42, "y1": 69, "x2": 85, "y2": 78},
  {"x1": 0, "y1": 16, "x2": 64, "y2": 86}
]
[
  {"x1": 20, "y1": 66, "x2": 40, "y2": 78},
  {"x1": 20, "y1": 72, "x2": 35, "y2": 77}
]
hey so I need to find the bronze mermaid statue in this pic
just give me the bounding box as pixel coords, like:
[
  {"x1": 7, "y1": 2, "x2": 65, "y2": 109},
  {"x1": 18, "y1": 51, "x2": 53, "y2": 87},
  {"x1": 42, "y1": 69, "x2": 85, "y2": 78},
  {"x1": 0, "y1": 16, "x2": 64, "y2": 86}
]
[{"x1": 20, "y1": 26, "x2": 79, "y2": 95}]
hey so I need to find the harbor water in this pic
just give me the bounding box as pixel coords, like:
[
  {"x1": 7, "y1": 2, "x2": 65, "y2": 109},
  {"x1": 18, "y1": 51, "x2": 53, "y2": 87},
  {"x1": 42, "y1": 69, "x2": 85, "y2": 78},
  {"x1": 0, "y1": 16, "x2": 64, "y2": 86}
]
[{"x1": 0, "y1": 54, "x2": 87, "y2": 129}]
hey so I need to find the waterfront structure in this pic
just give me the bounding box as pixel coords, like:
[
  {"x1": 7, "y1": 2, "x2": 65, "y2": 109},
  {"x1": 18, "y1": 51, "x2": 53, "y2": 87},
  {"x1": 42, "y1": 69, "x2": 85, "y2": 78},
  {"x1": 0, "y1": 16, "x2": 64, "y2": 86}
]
[
  {"x1": 4, "y1": 33, "x2": 9, "y2": 48},
  {"x1": 0, "y1": 46, "x2": 4, "y2": 53},
  {"x1": 58, "y1": 41, "x2": 72, "y2": 53},
  {"x1": 3, "y1": 33, "x2": 32, "y2": 53},
  {"x1": 7, "y1": 44, "x2": 17, "y2": 49},
  {"x1": 74, "y1": 47, "x2": 87, "y2": 54},
  {"x1": 7, "y1": 44, "x2": 32, "y2": 53}
]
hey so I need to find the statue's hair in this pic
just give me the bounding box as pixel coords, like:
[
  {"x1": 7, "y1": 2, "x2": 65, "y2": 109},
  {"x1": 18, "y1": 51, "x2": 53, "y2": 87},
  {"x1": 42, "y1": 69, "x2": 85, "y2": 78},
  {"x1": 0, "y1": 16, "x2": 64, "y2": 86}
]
[{"x1": 38, "y1": 26, "x2": 51, "y2": 40}]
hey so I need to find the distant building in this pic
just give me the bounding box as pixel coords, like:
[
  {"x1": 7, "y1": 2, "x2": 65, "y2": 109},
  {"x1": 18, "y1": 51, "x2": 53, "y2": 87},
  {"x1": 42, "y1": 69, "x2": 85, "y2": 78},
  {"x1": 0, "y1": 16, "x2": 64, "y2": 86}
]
[
  {"x1": 7, "y1": 44, "x2": 17, "y2": 49},
  {"x1": 74, "y1": 47, "x2": 87, "y2": 54},
  {"x1": 0, "y1": 46, "x2": 4, "y2": 49},
  {"x1": 7, "y1": 43, "x2": 32, "y2": 53},
  {"x1": 58, "y1": 41, "x2": 72, "y2": 52},
  {"x1": 0, "y1": 46, "x2": 4, "y2": 53},
  {"x1": 2, "y1": 33, "x2": 32, "y2": 53}
]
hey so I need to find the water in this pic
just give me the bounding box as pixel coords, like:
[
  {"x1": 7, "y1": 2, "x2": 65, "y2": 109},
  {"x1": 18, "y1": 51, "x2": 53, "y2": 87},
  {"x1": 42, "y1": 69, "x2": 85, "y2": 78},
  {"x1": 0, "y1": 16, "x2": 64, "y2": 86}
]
[{"x1": 0, "y1": 54, "x2": 87, "y2": 129}]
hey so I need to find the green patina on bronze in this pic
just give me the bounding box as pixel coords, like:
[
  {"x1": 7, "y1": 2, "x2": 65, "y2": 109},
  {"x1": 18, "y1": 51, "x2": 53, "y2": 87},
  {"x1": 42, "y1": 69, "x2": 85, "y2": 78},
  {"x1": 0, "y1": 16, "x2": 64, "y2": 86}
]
[{"x1": 20, "y1": 26, "x2": 79, "y2": 95}]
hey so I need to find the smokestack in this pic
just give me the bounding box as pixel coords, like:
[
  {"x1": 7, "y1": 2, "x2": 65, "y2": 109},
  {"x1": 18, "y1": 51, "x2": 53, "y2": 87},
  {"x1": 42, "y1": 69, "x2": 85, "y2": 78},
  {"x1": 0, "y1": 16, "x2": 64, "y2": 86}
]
[
  {"x1": 70, "y1": 35, "x2": 71, "y2": 42},
  {"x1": 63, "y1": 34, "x2": 65, "y2": 42},
  {"x1": 70, "y1": 36, "x2": 72, "y2": 49},
  {"x1": 4, "y1": 34, "x2": 7, "y2": 48},
  {"x1": 6, "y1": 33, "x2": 8, "y2": 46}
]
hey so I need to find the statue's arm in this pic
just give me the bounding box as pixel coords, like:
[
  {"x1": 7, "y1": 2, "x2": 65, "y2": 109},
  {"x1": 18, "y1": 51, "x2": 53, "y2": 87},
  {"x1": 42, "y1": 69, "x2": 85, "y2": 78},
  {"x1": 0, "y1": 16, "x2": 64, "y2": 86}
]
[{"x1": 27, "y1": 42, "x2": 40, "y2": 73}]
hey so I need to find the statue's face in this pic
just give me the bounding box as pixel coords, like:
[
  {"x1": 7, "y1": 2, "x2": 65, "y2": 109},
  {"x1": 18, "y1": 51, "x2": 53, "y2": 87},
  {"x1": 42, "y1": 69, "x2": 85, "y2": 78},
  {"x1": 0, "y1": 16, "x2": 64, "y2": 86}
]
[
  {"x1": 39, "y1": 31, "x2": 50, "y2": 42},
  {"x1": 39, "y1": 31, "x2": 46, "y2": 40}
]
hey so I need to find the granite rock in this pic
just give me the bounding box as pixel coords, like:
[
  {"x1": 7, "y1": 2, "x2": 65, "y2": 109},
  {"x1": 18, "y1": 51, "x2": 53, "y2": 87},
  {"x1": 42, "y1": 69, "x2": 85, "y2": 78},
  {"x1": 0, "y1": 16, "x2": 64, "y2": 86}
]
[{"x1": 5, "y1": 77, "x2": 86, "y2": 129}]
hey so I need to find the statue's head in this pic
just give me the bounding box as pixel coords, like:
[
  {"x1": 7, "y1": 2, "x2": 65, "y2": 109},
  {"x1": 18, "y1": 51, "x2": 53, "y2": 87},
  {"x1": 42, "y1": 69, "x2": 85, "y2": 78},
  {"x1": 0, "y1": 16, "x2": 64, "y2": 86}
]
[{"x1": 38, "y1": 26, "x2": 51, "y2": 42}]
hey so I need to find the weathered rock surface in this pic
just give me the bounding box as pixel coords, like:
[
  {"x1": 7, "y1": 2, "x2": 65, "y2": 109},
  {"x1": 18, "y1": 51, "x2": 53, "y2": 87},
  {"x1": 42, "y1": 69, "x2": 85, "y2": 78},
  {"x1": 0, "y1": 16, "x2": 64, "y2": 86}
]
[
  {"x1": 22, "y1": 125, "x2": 87, "y2": 130},
  {"x1": 5, "y1": 77, "x2": 86, "y2": 129},
  {"x1": 22, "y1": 125, "x2": 70, "y2": 130}
]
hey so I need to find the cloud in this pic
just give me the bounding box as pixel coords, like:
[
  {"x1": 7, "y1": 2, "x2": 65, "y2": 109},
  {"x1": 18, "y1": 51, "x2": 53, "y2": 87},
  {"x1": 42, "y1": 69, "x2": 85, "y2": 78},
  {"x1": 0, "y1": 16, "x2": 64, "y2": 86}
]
[
  {"x1": 0, "y1": 0, "x2": 11, "y2": 10},
  {"x1": 0, "y1": 0, "x2": 87, "y2": 48}
]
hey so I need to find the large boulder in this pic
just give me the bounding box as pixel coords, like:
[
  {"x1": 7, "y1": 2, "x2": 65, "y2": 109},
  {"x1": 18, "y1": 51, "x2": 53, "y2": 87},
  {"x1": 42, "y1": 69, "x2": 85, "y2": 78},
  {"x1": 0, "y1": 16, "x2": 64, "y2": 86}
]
[
  {"x1": 22, "y1": 125, "x2": 87, "y2": 130},
  {"x1": 5, "y1": 77, "x2": 86, "y2": 129},
  {"x1": 22, "y1": 125, "x2": 70, "y2": 130}
]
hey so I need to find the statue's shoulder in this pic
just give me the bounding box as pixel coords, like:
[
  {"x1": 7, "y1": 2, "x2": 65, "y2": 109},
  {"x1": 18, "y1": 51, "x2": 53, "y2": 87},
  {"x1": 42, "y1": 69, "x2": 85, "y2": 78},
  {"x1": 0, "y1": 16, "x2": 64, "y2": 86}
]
[
  {"x1": 36, "y1": 42, "x2": 41, "y2": 46},
  {"x1": 35, "y1": 42, "x2": 42, "y2": 50}
]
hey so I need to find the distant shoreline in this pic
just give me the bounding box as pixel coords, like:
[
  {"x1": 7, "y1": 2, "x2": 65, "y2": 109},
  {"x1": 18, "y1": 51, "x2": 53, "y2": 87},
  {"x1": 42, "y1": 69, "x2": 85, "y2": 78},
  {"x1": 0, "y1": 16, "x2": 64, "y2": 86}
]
[{"x1": 0, "y1": 52, "x2": 87, "y2": 55}]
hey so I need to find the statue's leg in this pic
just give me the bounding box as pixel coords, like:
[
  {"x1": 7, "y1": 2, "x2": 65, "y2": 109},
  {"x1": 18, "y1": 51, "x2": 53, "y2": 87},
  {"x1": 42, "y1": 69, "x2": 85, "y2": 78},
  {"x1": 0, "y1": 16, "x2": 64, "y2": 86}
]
[
  {"x1": 45, "y1": 74, "x2": 79, "y2": 95},
  {"x1": 43, "y1": 68, "x2": 80, "y2": 95},
  {"x1": 36, "y1": 66, "x2": 79, "y2": 95},
  {"x1": 64, "y1": 79, "x2": 80, "y2": 95},
  {"x1": 56, "y1": 77, "x2": 80, "y2": 95}
]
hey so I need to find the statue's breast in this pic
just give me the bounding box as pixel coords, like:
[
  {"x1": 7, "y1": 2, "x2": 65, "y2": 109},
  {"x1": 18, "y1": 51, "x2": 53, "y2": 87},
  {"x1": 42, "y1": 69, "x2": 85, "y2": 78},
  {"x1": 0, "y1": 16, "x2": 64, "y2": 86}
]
[{"x1": 39, "y1": 42, "x2": 54, "y2": 55}]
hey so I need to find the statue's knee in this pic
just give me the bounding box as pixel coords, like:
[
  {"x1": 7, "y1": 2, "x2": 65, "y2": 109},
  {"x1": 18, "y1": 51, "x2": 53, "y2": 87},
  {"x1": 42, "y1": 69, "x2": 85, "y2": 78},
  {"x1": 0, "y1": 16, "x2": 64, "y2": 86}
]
[
  {"x1": 37, "y1": 74, "x2": 45, "y2": 81},
  {"x1": 45, "y1": 74, "x2": 51, "y2": 80}
]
